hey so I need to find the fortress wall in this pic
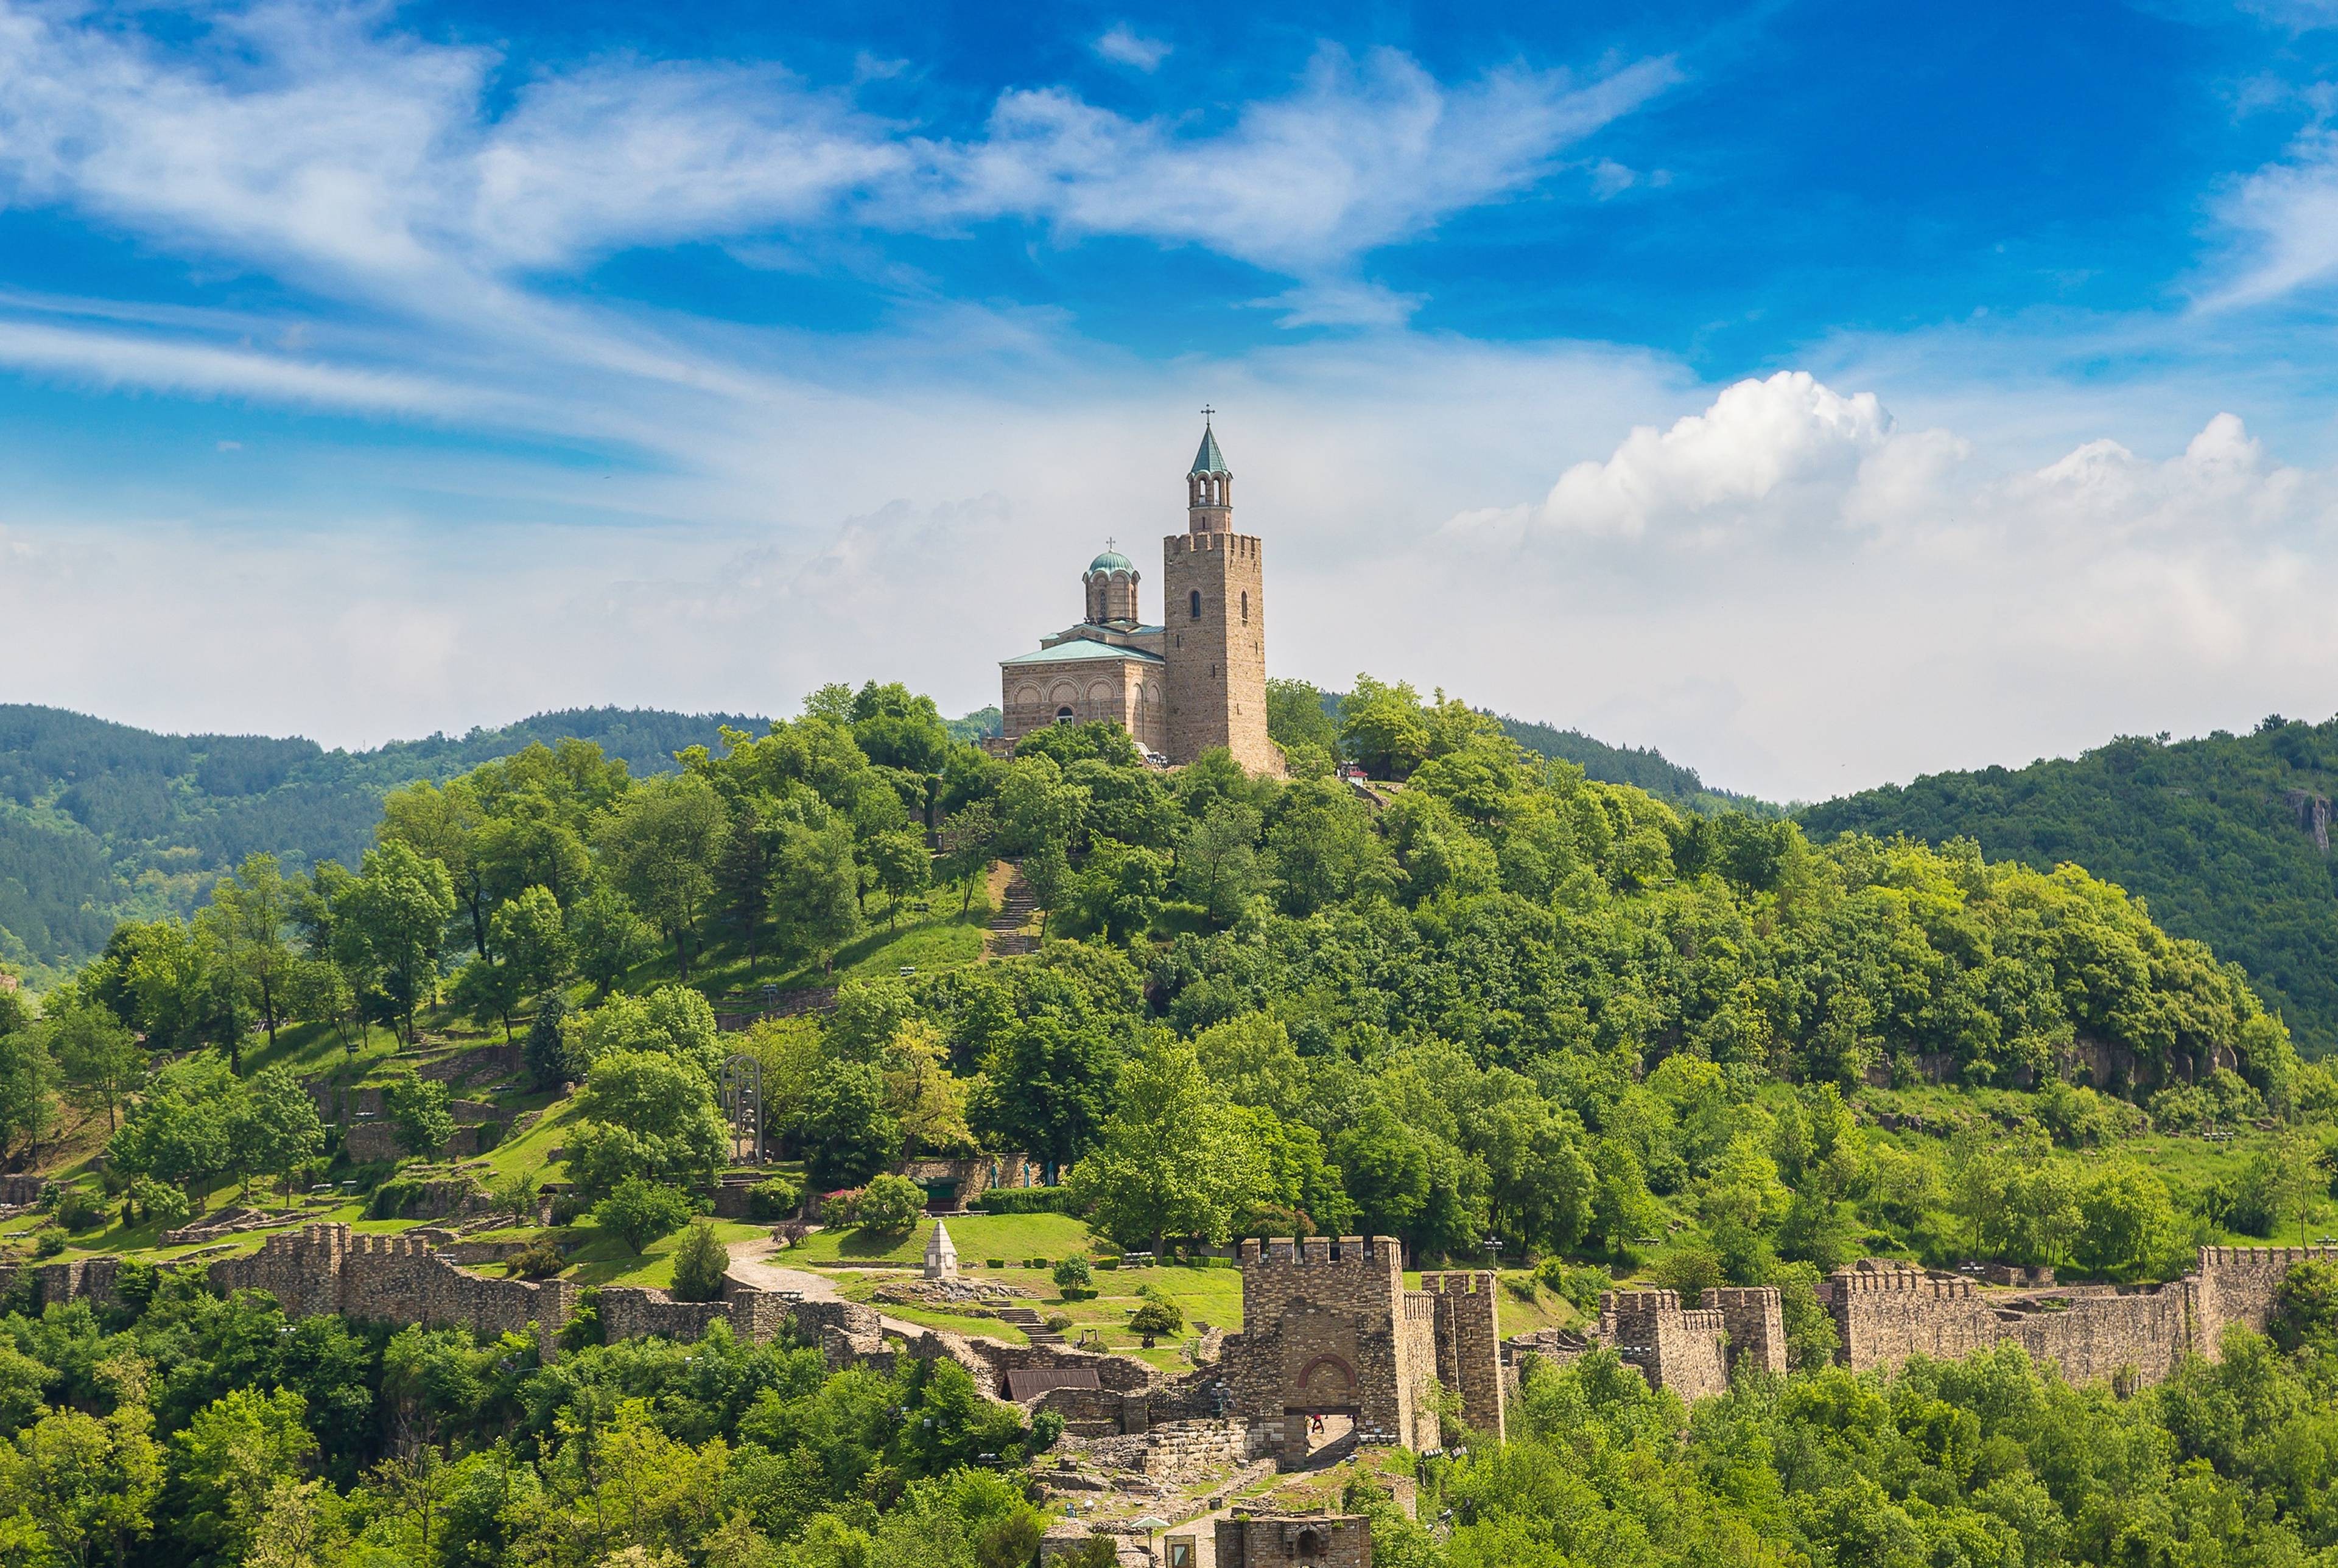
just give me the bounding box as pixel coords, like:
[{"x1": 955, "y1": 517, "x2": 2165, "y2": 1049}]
[
  {"x1": 598, "y1": 1287, "x2": 732, "y2": 1344},
  {"x1": 1825, "y1": 1270, "x2": 2003, "y2": 1373},
  {"x1": 1598, "y1": 1290, "x2": 1730, "y2": 1402},
  {"x1": 2196, "y1": 1246, "x2": 2338, "y2": 1348},
  {"x1": 1712, "y1": 1286, "x2": 1788, "y2": 1378},
  {"x1": 1420, "y1": 1271, "x2": 1506, "y2": 1439}
]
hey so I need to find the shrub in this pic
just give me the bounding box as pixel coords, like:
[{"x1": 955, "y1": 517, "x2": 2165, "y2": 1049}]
[
  {"x1": 1093, "y1": 1256, "x2": 1120, "y2": 1271},
  {"x1": 52, "y1": 1188, "x2": 105, "y2": 1233},
  {"x1": 594, "y1": 1178, "x2": 694, "y2": 1255},
  {"x1": 746, "y1": 1175, "x2": 803, "y2": 1222},
  {"x1": 547, "y1": 1189, "x2": 592, "y2": 1227},
  {"x1": 972, "y1": 1186, "x2": 1081, "y2": 1215},
  {"x1": 1028, "y1": 1409, "x2": 1065, "y2": 1453},
  {"x1": 1044, "y1": 1313, "x2": 1073, "y2": 1333},
  {"x1": 1053, "y1": 1255, "x2": 1095, "y2": 1295},
  {"x1": 368, "y1": 1180, "x2": 424, "y2": 1221},
  {"x1": 1649, "y1": 1243, "x2": 1724, "y2": 1306},
  {"x1": 127, "y1": 1177, "x2": 191, "y2": 1230},
  {"x1": 507, "y1": 1240, "x2": 566, "y2": 1280},
  {"x1": 31, "y1": 1228, "x2": 66, "y2": 1259},
  {"x1": 986, "y1": 1258, "x2": 1006, "y2": 1269},
  {"x1": 1128, "y1": 1298, "x2": 1184, "y2": 1338},
  {"x1": 669, "y1": 1221, "x2": 730, "y2": 1303},
  {"x1": 852, "y1": 1173, "x2": 927, "y2": 1234},
  {"x1": 561, "y1": 1288, "x2": 605, "y2": 1352},
  {"x1": 773, "y1": 1220, "x2": 811, "y2": 1248},
  {"x1": 1537, "y1": 1258, "x2": 1610, "y2": 1316}
]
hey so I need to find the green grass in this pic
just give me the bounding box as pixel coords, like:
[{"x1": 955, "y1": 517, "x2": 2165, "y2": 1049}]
[
  {"x1": 620, "y1": 875, "x2": 995, "y2": 996},
  {"x1": 560, "y1": 1217, "x2": 768, "y2": 1288},
  {"x1": 782, "y1": 1212, "x2": 1096, "y2": 1267}
]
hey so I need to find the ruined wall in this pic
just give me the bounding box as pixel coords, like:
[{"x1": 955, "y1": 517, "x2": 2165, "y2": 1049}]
[
  {"x1": 1599, "y1": 1290, "x2": 1730, "y2": 1404},
  {"x1": 2197, "y1": 1245, "x2": 2338, "y2": 1348},
  {"x1": 1713, "y1": 1286, "x2": 1788, "y2": 1378},
  {"x1": 205, "y1": 1225, "x2": 579, "y2": 1359},
  {"x1": 1215, "y1": 1513, "x2": 1371, "y2": 1568},
  {"x1": 1419, "y1": 1271, "x2": 1506, "y2": 1440}
]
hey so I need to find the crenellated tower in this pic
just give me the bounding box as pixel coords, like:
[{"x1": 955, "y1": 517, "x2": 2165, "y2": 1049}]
[{"x1": 1164, "y1": 415, "x2": 1279, "y2": 772}]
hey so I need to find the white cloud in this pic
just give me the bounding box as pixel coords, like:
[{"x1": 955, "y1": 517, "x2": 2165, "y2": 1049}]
[
  {"x1": 1249, "y1": 279, "x2": 1424, "y2": 329},
  {"x1": 1515, "y1": 371, "x2": 1909, "y2": 539},
  {"x1": 1094, "y1": 24, "x2": 1171, "y2": 71}
]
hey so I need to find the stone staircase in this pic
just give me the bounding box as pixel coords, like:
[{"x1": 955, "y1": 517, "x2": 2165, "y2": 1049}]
[
  {"x1": 984, "y1": 862, "x2": 1041, "y2": 958},
  {"x1": 995, "y1": 1304, "x2": 1065, "y2": 1344}
]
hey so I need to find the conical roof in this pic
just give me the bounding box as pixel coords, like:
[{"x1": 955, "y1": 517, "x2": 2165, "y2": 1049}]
[{"x1": 1190, "y1": 421, "x2": 1229, "y2": 476}]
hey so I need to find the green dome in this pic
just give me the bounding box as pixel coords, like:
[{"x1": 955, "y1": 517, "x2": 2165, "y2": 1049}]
[{"x1": 1087, "y1": 548, "x2": 1136, "y2": 574}]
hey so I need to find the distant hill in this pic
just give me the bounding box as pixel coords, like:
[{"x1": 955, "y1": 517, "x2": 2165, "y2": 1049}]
[
  {"x1": 1492, "y1": 713, "x2": 1780, "y2": 817},
  {"x1": 1800, "y1": 715, "x2": 2338, "y2": 1059},
  {"x1": 0, "y1": 704, "x2": 764, "y2": 978}
]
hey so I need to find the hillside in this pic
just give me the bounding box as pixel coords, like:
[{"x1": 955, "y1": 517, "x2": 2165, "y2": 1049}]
[
  {"x1": 1801, "y1": 715, "x2": 2338, "y2": 1057},
  {"x1": 0, "y1": 704, "x2": 765, "y2": 977}
]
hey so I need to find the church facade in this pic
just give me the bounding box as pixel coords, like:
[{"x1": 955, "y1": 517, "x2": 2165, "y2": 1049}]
[{"x1": 998, "y1": 420, "x2": 1280, "y2": 773}]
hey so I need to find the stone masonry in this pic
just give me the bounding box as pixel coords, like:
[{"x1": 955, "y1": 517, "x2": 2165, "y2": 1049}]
[
  {"x1": 1210, "y1": 1237, "x2": 1504, "y2": 1461},
  {"x1": 1215, "y1": 1511, "x2": 1371, "y2": 1568},
  {"x1": 1824, "y1": 1246, "x2": 2338, "y2": 1388}
]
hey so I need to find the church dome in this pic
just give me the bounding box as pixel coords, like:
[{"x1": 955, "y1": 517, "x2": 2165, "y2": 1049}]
[{"x1": 1087, "y1": 547, "x2": 1135, "y2": 575}]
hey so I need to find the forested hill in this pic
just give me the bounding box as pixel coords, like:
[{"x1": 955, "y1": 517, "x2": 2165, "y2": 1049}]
[
  {"x1": 1800, "y1": 715, "x2": 2338, "y2": 1057},
  {"x1": 0, "y1": 704, "x2": 764, "y2": 976},
  {"x1": 1494, "y1": 713, "x2": 1778, "y2": 816}
]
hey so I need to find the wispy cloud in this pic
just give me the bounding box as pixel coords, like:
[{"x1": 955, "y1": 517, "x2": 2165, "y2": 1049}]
[{"x1": 1094, "y1": 24, "x2": 1172, "y2": 72}]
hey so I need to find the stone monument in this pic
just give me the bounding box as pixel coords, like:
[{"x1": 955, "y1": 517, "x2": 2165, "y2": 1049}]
[{"x1": 924, "y1": 1218, "x2": 960, "y2": 1281}]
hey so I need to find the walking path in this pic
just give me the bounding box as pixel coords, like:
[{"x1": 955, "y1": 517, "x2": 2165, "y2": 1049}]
[
  {"x1": 722, "y1": 1236, "x2": 957, "y2": 1341},
  {"x1": 984, "y1": 860, "x2": 1041, "y2": 957}
]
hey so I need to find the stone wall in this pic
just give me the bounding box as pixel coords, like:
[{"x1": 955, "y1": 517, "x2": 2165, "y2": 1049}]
[
  {"x1": 1419, "y1": 1272, "x2": 1506, "y2": 1440},
  {"x1": 1599, "y1": 1290, "x2": 1730, "y2": 1403},
  {"x1": 207, "y1": 1225, "x2": 580, "y2": 1359},
  {"x1": 1215, "y1": 1512, "x2": 1370, "y2": 1568},
  {"x1": 1820, "y1": 1247, "x2": 2338, "y2": 1390},
  {"x1": 1712, "y1": 1286, "x2": 1789, "y2": 1378}
]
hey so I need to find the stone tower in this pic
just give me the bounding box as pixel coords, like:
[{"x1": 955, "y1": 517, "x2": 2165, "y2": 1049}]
[{"x1": 1164, "y1": 418, "x2": 1279, "y2": 772}]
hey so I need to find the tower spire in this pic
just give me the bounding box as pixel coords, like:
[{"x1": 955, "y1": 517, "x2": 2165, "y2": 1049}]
[{"x1": 1187, "y1": 412, "x2": 1231, "y2": 530}]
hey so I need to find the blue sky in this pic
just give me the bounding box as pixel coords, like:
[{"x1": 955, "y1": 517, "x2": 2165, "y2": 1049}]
[{"x1": 7, "y1": 1, "x2": 2338, "y2": 799}]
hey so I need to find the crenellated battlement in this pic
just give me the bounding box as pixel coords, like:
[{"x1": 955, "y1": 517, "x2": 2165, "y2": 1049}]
[
  {"x1": 1164, "y1": 531, "x2": 1262, "y2": 559},
  {"x1": 1825, "y1": 1268, "x2": 1975, "y2": 1300},
  {"x1": 1238, "y1": 1236, "x2": 1400, "y2": 1269}
]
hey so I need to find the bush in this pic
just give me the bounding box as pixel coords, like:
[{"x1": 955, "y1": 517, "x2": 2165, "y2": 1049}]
[
  {"x1": 773, "y1": 1220, "x2": 810, "y2": 1248},
  {"x1": 986, "y1": 1258, "x2": 1006, "y2": 1269},
  {"x1": 1053, "y1": 1255, "x2": 1094, "y2": 1293},
  {"x1": 506, "y1": 1240, "x2": 566, "y2": 1280},
  {"x1": 852, "y1": 1173, "x2": 927, "y2": 1234},
  {"x1": 1092, "y1": 1256, "x2": 1120, "y2": 1271},
  {"x1": 746, "y1": 1175, "x2": 803, "y2": 1222},
  {"x1": 52, "y1": 1188, "x2": 105, "y2": 1233},
  {"x1": 1028, "y1": 1409, "x2": 1065, "y2": 1453},
  {"x1": 1128, "y1": 1298, "x2": 1184, "y2": 1338},
  {"x1": 547, "y1": 1189, "x2": 591, "y2": 1227},
  {"x1": 594, "y1": 1177, "x2": 695, "y2": 1255},
  {"x1": 126, "y1": 1177, "x2": 191, "y2": 1230},
  {"x1": 368, "y1": 1180, "x2": 424, "y2": 1220},
  {"x1": 1044, "y1": 1312, "x2": 1073, "y2": 1333},
  {"x1": 972, "y1": 1186, "x2": 1081, "y2": 1216},
  {"x1": 1537, "y1": 1258, "x2": 1610, "y2": 1316},
  {"x1": 32, "y1": 1228, "x2": 66, "y2": 1258},
  {"x1": 670, "y1": 1221, "x2": 730, "y2": 1302}
]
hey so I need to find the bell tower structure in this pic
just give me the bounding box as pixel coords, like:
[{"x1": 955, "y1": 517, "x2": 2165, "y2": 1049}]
[{"x1": 1164, "y1": 414, "x2": 1279, "y2": 773}]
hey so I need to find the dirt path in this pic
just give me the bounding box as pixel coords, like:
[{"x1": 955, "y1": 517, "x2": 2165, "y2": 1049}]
[{"x1": 722, "y1": 1237, "x2": 949, "y2": 1340}]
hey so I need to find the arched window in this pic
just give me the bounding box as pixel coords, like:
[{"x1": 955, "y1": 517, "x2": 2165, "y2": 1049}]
[
  {"x1": 1240, "y1": 590, "x2": 1249, "y2": 623},
  {"x1": 1055, "y1": 707, "x2": 1075, "y2": 725},
  {"x1": 1188, "y1": 589, "x2": 1202, "y2": 620}
]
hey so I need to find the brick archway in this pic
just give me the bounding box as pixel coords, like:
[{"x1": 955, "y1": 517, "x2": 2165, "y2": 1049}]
[{"x1": 1295, "y1": 1354, "x2": 1357, "y2": 1395}]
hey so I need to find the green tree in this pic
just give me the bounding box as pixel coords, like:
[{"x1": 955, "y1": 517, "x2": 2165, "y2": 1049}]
[
  {"x1": 0, "y1": 1021, "x2": 60, "y2": 1166},
  {"x1": 1333, "y1": 1103, "x2": 1433, "y2": 1242},
  {"x1": 44, "y1": 991, "x2": 147, "y2": 1132},
  {"x1": 1174, "y1": 802, "x2": 1263, "y2": 925},
  {"x1": 1263, "y1": 781, "x2": 1400, "y2": 915},
  {"x1": 865, "y1": 830, "x2": 931, "y2": 931},
  {"x1": 234, "y1": 1065, "x2": 326, "y2": 1202},
  {"x1": 168, "y1": 1386, "x2": 317, "y2": 1567},
  {"x1": 491, "y1": 884, "x2": 571, "y2": 998},
  {"x1": 206, "y1": 853, "x2": 299, "y2": 1053},
  {"x1": 599, "y1": 773, "x2": 730, "y2": 979},
  {"x1": 968, "y1": 1013, "x2": 1120, "y2": 1177},
  {"x1": 1338, "y1": 674, "x2": 1431, "y2": 777},
  {"x1": 594, "y1": 1177, "x2": 694, "y2": 1254},
  {"x1": 1067, "y1": 1035, "x2": 1266, "y2": 1254},
  {"x1": 334, "y1": 842, "x2": 457, "y2": 1042},
  {"x1": 1067, "y1": 842, "x2": 1169, "y2": 942},
  {"x1": 569, "y1": 886, "x2": 655, "y2": 1000},
  {"x1": 795, "y1": 1059, "x2": 901, "y2": 1191},
  {"x1": 2075, "y1": 1161, "x2": 2182, "y2": 1279},
  {"x1": 382, "y1": 1071, "x2": 454, "y2": 1160},
  {"x1": 565, "y1": 1049, "x2": 728, "y2": 1199},
  {"x1": 108, "y1": 1052, "x2": 237, "y2": 1203},
  {"x1": 668, "y1": 1221, "x2": 730, "y2": 1302},
  {"x1": 771, "y1": 817, "x2": 863, "y2": 976},
  {"x1": 524, "y1": 993, "x2": 570, "y2": 1090},
  {"x1": 0, "y1": 1354, "x2": 162, "y2": 1568}
]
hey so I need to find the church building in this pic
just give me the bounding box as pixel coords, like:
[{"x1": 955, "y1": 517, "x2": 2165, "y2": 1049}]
[{"x1": 998, "y1": 419, "x2": 1280, "y2": 773}]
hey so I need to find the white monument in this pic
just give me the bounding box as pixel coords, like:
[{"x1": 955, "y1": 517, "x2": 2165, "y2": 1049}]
[{"x1": 923, "y1": 1217, "x2": 960, "y2": 1280}]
